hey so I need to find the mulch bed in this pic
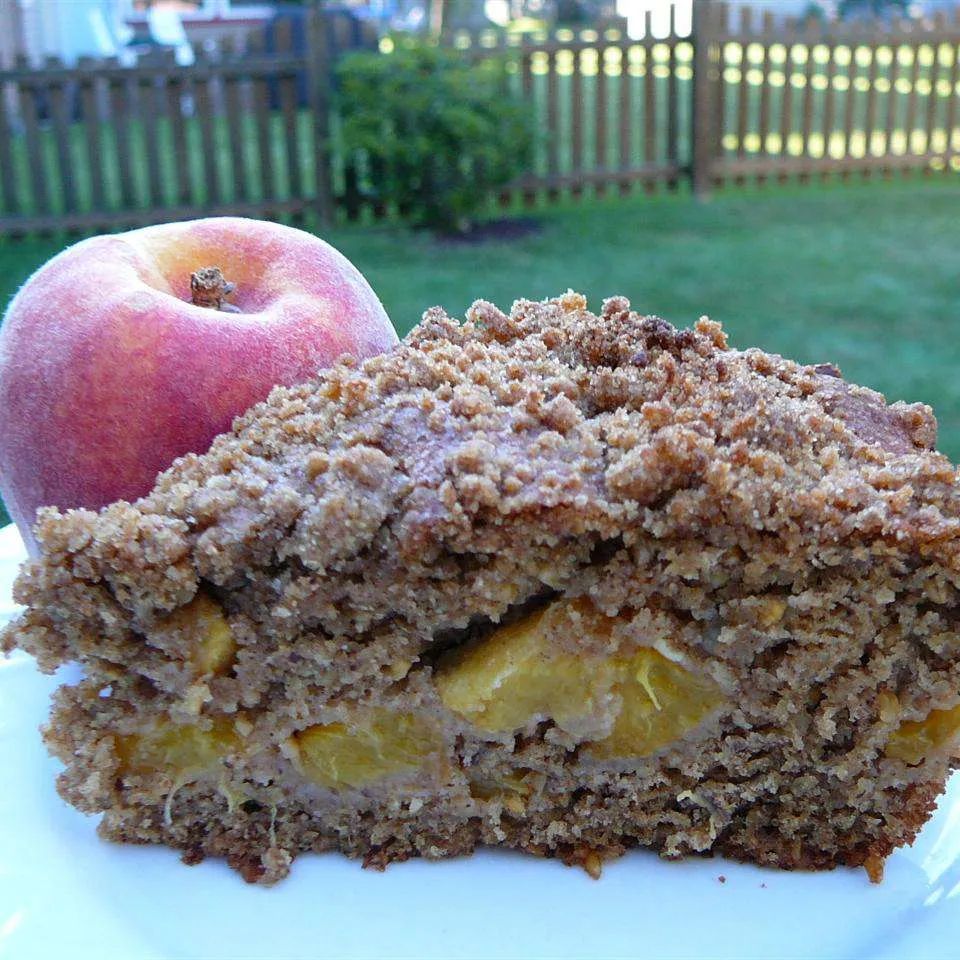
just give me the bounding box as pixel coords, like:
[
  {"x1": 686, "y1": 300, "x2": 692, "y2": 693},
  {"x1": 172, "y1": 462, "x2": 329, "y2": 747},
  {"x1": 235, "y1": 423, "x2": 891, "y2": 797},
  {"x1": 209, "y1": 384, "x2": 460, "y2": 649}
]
[{"x1": 437, "y1": 217, "x2": 542, "y2": 245}]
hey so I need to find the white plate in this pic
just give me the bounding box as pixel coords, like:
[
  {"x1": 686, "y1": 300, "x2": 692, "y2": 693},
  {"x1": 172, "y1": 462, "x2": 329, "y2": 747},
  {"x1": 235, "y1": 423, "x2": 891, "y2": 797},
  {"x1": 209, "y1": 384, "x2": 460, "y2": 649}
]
[{"x1": 1, "y1": 523, "x2": 959, "y2": 960}]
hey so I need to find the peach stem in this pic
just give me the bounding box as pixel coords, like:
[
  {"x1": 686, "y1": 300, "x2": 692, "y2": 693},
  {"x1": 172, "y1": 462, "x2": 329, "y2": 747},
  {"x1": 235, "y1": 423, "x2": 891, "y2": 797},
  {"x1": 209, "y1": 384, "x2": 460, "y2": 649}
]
[{"x1": 190, "y1": 267, "x2": 240, "y2": 313}]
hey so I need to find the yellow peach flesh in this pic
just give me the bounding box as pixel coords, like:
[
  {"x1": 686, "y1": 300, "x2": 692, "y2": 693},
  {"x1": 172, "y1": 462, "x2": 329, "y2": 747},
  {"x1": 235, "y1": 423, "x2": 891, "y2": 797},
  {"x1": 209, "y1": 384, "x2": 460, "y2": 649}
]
[
  {"x1": 435, "y1": 604, "x2": 619, "y2": 733},
  {"x1": 159, "y1": 592, "x2": 237, "y2": 677},
  {"x1": 116, "y1": 718, "x2": 238, "y2": 778},
  {"x1": 293, "y1": 709, "x2": 442, "y2": 790},
  {"x1": 885, "y1": 702, "x2": 960, "y2": 764},
  {"x1": 590, "y1": 649, "x2": 726, "y2": 758},
  {"x1": 436, "y1": 598, "x2": 726, "y2": 757}
]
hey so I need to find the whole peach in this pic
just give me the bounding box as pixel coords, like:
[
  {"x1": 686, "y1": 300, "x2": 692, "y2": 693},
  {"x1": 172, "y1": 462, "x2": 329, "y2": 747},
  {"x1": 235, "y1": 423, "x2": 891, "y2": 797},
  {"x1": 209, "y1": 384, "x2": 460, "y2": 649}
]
[{"x1": 0, "y1": 217, "x2": 397, "y2": 553}]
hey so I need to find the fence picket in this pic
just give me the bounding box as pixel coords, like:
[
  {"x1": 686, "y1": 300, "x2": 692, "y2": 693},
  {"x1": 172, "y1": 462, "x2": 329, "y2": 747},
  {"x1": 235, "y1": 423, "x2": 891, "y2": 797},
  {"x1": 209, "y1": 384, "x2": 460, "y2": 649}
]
[
  {"x1": 520, "y1": 35, "x2": 536, "y2": 206},
  {"x1": 141, "y1": 75, "x2": 164, "y2": 209},
  {"x1": 643, "y1": 11, "x2": 656, "y2": 191},
  {"x1": 692, "y1": 0, "x2": 720, "y2": 195},
  {"x1": 666, "y1": 7, "x2": 679, "y2": 189},
  {"x1": 799, "y1": 20, "x2": 818, "y2": 179},
  {"x1": 111, "y1": 71, "x2": 138, "y2": 208},
  {"x1": 778, "y1": 36, "x2": 796, "y2": 179},
  {"x1": 223, "y1": 51, "x2": 247, "y2": 204},
  {"x1": 274, "y1": 19, "x2": 302, "y2": 206},
  {"x1": 595, "y1": 41, "x2": 609, "y2": 196},
  {"x1": 883, "y1": 37, "x2": 900, "y2": 166},
  {"x1": 305, "y1": 7, "x2": 333, "y2": 222},
  {"x1": 47, "y1": 68, "x2": 77, "y2": 214},
  {"x1": 821, "y1": 40, "x2": 838, "y2": 176},
  {"x1": 193, "y1": 72, "x2": 220, "y2": 206},
  {"x1": 754, "y1": 12, "x2": 773, "y2": 185},
  {"x1": 945, "y1": 37, "x2": 959, "y2": 169},
  {"x1": 904, "y1": 39, "x2": 922, "y2": 155},
  {"x1": 19, "y1": 82, "x2": 49, "y2": 215},
  {"x1": 247, "y1": 29, "x2": 276, "y2": 205},
  {"x1": 716, "y1": 2, "x2": 730, "y2": 147},
  {"x1": 571, "y1": 44, "x2": 584, "y2": 198},
  {"x1": 864, "y1": 33, "x2": 881, "y2": 170},
  {"x1": 618, "y1": 41, "x2": 633, "y2": 195},
  {"x1": 79, "y1": 65, "x2": 107, "y2": 211},
  {"x1": 0, "y1": 83, "x2": 18, "y2": 213},
  {"x1": 841, "y1": 36, "x2": 858, "y2": 163},
  {"x1": 165, "y1": 74, "x2": 191, "y2": 206},
  {"x1": 735, "y1": 5, "x2": 752, "y2": 177},
  {"x1": 547, "y1": 47, "x2": 560, "y2": 201},
  {"x1": 280, "y1": 71, "x2": 301, "y2": 205}
]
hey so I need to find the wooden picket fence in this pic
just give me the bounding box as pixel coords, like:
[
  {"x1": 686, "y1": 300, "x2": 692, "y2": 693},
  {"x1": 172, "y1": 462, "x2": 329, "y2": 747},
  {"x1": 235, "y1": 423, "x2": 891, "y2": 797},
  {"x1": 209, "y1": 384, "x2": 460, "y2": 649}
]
[
  {"x1": 0, "y1": 9, "x2": 336, "y2": 235},
  {"x1": 0, "y1": 2, "x2": 958, "y2": 236},
  {"x1": 695, "y1": 1, "x2": 960, "y2": 191}
]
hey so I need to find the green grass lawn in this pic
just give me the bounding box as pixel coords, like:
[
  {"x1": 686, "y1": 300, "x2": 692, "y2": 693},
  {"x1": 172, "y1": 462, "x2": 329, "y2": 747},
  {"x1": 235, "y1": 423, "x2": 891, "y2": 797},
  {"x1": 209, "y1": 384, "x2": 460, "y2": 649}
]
[{"x1": 1, "y1": 177, "x2": 958, "y2": 532}]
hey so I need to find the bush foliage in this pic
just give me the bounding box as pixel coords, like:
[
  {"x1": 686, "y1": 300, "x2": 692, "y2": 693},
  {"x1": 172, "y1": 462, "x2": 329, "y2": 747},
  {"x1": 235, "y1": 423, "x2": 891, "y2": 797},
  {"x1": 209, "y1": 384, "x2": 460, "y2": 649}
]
[{"x1": 336, "y1": 43, "x2": 533, "y2": 233}]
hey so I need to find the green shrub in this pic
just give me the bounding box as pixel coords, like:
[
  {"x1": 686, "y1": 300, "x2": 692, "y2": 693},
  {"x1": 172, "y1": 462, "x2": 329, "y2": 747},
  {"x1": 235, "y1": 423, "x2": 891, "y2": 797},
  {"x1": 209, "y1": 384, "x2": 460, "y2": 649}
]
[{"x1": 336, "y1": 42, "x2": 533, "y2": 234}]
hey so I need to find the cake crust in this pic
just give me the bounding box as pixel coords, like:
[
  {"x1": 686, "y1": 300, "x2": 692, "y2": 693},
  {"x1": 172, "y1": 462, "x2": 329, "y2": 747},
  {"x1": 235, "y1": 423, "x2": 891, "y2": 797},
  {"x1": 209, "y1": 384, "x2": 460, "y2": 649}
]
[{"x1": 4, "y1": 292, "x2": 959, "y2": 884}]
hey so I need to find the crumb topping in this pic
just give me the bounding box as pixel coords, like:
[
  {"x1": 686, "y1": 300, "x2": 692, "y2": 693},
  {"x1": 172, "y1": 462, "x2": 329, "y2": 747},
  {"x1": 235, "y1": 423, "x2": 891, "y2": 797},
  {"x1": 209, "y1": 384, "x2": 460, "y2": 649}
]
[{"x1": 4, "y1": 292, "x2": 954, "y2": 658}]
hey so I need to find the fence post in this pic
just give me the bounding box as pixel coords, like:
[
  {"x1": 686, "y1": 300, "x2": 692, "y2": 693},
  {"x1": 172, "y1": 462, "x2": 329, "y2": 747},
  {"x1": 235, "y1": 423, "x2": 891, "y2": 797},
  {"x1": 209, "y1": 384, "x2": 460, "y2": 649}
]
[
  {"x1": 691, "y1": 0, "x2": 720, "y2": 198},
  {"x1": 305, "y1": 4, "x2": 334, "y2": 226}
]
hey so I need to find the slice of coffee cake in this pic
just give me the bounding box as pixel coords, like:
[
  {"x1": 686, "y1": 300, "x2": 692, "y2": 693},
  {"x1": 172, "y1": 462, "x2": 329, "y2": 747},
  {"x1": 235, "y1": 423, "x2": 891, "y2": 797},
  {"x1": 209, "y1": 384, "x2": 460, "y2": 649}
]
[{"x1": 4, "y1": 293, "x2": 960, "y2": 884}]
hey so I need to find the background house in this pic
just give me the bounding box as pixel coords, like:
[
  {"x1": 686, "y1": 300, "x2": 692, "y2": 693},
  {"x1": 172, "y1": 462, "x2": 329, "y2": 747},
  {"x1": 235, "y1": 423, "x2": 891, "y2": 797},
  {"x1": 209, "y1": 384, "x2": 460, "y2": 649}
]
[
  {"x1": 122, "y1": 0, "x2": 274, "y2": 53},
  {"x1": 0, "y1": 0, "x2": 25, "y2": 69},
  {"x1": 0, "y1": 0, "x2": 276, "y2": 67},
  {"x1": 0, "y1": 0, "x2": 132, "y2": 66}
]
